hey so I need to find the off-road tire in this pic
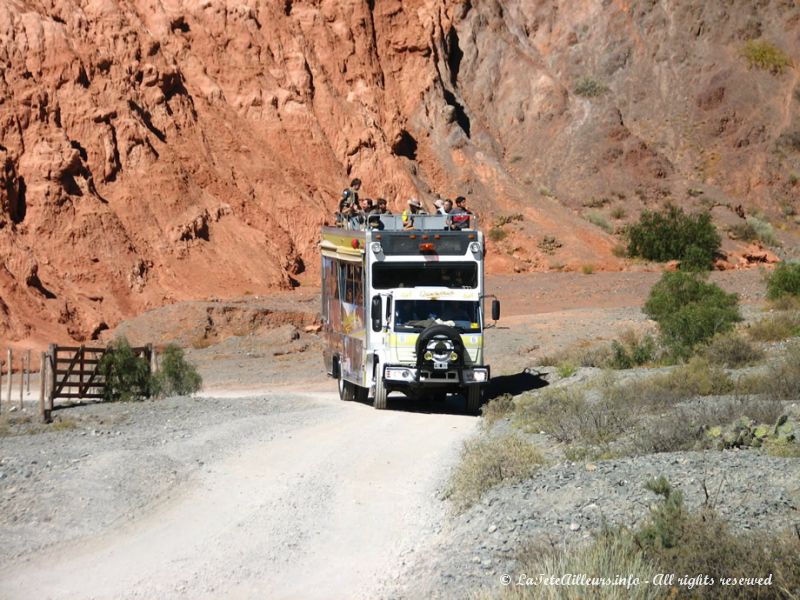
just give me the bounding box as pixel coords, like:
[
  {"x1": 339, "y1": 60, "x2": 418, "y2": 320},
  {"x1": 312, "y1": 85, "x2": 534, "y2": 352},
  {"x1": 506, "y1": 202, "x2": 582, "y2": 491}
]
[
  {"x1": 465, "y1": 385, "x2": 482, "y2": 415},
  {"x1": 338, "y1": 370, "x2": 354, "y2": 402},
  {"x1": 354, "y1": 385, "x2": 369, "y2": 403},
  {"x1": 374, "y1": 369, "x2": 388, "y2": 410}
]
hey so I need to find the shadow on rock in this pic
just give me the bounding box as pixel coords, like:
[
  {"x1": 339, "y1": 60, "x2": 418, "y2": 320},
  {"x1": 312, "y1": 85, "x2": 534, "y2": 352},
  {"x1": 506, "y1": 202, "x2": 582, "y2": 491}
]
[{"x1": 486, "y1": 368, "x2": 549, "y2": 400}]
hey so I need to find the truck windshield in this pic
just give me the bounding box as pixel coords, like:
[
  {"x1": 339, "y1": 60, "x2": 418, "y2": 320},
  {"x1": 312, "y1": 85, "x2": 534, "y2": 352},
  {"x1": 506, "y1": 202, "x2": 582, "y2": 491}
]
[
  {"x1": 373, "y1": 262, "x2": 477, "y2": 289},
  {"x1": 394, "y1": 300, "x2": 481, "y2": 333}
]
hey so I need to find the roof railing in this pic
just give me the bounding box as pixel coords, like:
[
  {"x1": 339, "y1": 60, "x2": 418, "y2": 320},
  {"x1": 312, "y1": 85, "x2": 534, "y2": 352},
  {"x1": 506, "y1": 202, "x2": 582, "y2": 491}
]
[{"x1": 336, "y1": 213, "x2": 478, "y2": 232}]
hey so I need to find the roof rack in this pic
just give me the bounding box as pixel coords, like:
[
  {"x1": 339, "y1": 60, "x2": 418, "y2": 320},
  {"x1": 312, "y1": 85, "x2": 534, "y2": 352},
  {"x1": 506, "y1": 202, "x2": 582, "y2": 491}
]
[{"x1": 338, "y1": 214, "x2": 478, "y2": 232}]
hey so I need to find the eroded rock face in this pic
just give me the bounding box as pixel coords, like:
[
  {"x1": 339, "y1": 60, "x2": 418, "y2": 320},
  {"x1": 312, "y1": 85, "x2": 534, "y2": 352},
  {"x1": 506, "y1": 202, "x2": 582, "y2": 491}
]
[{"x1": 0, "y1": 0, "x2": 798, "y2": 344}]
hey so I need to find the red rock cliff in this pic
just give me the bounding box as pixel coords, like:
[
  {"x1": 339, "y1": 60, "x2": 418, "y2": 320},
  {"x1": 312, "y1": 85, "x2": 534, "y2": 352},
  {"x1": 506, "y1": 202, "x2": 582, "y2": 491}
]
[{"x1": 1, "y1": 0, "x2": 798, "y2": 345}]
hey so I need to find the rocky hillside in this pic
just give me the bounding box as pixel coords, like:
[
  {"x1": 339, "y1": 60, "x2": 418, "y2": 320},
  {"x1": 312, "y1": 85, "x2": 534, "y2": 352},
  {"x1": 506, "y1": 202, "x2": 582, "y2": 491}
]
[{"x1": 1, "y1": 0, "x2": 798, "y2": 345}]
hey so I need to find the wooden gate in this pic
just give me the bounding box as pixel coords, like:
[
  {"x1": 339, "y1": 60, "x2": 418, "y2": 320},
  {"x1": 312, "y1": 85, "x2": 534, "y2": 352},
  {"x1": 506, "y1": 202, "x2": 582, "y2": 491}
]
[{"x1": 42, "y1": 343, "x2": 154, "y2": 421}]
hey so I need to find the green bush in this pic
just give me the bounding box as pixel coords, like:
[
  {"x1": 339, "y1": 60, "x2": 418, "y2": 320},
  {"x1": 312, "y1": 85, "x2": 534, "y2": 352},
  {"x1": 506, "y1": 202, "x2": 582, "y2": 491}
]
[
  {"x1": 644, "y1": 272, "x2": 741, "y2": 358},
  {"x1": 627, "y1": 205, "x2": 721, "y2": 270},
  {"x1": 767, "y1": 262, "x2": 800, "y2": 300},
  {"x1": 154, "y1": 344, "x2": 202, "y2": 396},
  {"x1": 609, "y1": 331, "x2": 657, "y2": 369},
  {"x1": 97, "y1": 337, "x2": 153, "y2": 402},
  {"x1": 741, "y1": 40, "x2": 792, "y2": 74}
]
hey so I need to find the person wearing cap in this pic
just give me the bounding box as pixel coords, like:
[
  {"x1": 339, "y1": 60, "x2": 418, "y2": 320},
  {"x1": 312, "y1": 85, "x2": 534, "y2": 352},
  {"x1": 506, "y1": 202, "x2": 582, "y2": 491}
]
[
  {"x1": 434, "y1": 198, "x2": 446, "y2": 215},
  {"x1": 402, "y1": 198, "x2": 425, "y2": 229}
]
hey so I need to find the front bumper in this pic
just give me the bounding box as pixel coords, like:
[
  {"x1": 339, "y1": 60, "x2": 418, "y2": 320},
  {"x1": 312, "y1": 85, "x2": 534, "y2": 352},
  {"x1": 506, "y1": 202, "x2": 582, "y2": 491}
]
[{"x1": 383, "y1": 364, "x2": 490, "y2": 386}]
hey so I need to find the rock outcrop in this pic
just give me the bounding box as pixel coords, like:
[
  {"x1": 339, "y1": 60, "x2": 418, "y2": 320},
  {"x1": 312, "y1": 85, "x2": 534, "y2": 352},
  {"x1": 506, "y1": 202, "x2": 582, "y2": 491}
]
[{"x1": 1, "y1": 0, "x2": 798, "y2": 344}]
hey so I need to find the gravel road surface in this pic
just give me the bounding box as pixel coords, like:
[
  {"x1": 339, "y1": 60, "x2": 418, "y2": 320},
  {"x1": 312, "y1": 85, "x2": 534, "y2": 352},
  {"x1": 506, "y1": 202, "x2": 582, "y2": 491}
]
[{"x1": 0, "y1": 392, "x2": 475, "y2": 599}]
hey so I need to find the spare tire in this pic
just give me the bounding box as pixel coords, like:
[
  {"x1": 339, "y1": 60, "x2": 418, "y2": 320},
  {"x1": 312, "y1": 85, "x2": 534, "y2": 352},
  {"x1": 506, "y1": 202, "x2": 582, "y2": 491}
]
[{"x1": 415, "y1": 324, "x2": 465, "y2": 369}]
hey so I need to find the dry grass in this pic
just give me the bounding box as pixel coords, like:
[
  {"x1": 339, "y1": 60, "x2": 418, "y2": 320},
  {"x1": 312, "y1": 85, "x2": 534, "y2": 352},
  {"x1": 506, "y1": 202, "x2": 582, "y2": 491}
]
[
  {"x1": 538, "y1": 342, "x2": 612, "y2": 369},
  {"x1": 446, "y1": 432, "x2": 545, "y2": 512},
  {"x1": 515, "y1": 384, "x2": 631, "y2": 446},
  {"x1": 480, "y1": 393, "x2": 515, "y2": 427},
  {"x1": 0, "y1": 413, "x2": 77, "y2": 437},
  {"x1": 496, "y1": 481, "x2": 800, "y2": 600},
  {"x1": 746, "y1": 311, "x2": 800, "y2": 342},
  {"x1": 701, "y1": 331, "x2": 764, "y2": 368}
]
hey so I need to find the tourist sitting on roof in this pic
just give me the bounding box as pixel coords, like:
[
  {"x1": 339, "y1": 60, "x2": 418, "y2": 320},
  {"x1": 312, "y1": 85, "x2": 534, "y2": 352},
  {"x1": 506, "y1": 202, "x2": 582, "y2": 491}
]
[{"x1": 402, "y1": 198, "x2": 426, "y2": 230}]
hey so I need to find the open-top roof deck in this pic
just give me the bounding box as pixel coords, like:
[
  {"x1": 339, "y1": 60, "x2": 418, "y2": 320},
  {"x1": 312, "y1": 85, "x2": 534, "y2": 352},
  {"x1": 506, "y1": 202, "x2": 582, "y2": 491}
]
[{"x1": 333, "y1": 213, "x2": 479, "y2": 232}]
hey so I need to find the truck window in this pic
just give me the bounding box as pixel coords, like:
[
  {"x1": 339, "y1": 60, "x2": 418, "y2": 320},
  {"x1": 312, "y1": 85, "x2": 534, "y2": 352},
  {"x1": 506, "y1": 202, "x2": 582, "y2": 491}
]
[{"x1": 372, "y1": 263, "x2": 477, "y2": 289}]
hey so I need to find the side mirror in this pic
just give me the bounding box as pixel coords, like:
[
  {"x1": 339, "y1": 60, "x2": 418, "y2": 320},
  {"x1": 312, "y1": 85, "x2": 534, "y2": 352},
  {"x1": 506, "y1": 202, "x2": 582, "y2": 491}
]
[
  {"x1": 371, "y1": 296, "x2": 382, "y2": 332},
  {"x1": 491, "y1": 298, "x2": 501, "y2": 321}
]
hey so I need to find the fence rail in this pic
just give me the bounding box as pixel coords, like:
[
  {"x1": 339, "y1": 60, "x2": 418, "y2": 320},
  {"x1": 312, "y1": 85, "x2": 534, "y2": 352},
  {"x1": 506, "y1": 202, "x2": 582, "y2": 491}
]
[{"x1": 1, "y1": 343, "x2": 154, "y2": 423}]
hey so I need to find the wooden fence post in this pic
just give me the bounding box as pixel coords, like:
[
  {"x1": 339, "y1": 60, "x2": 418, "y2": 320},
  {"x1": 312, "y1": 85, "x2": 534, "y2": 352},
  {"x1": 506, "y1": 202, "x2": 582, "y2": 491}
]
[
  {"x1": 48, "y1": 344, "x2": 56, "y2": 413},
  {"x1": 18, "y1": 353, "x2": 23, "y2": 410},
  {"x1": 39, "y1": 352, "x2": 50, "y2": 423},
  {"x1": 26, "y1": 349, "x2": 31, "y2": 393},
  {"x1": 146, "y1": 343, "x2": 154, "y2": 398},
  {"x1": 6, "y1": 349, "x2": 12, "y2": 410}
]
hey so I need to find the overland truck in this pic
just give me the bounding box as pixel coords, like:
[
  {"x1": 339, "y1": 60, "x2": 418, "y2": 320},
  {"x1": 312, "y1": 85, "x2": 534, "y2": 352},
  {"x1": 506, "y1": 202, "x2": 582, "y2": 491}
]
[{"x1": 320, "y1": 213, "x2": 499, "y2": 413}]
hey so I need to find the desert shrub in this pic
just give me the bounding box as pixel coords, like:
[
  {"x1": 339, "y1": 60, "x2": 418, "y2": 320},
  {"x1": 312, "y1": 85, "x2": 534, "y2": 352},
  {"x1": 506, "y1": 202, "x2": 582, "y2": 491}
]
[
  {"x1": 495, "y1": 213, "x2": 524, "y2": 226},
  {"x1": 537, "y1": 343, "x2": 612, "y2": 369},
  {"x1": 627, "y1": 394, "x2": 782, "y2": 455},
  {"x1": 609, "y1": 330, "x2": 658, "y2": 369},
  {"x1": 585, "y1": 210, "x2": 612, "y2": 233},
  {"x1": 644, "y1": 272, "x2": 741, "y2": 358},
  {"x1": 574, "y1": 77, "x2": 608, "y2": 97},
  {"x1": 516, "y1": 385, "x2": 631, "y2": 445},
  {"x1": 741, "y1": 39, "x2": 792, "y2": 74},
  {"x1": 665, "y1": 356, "x2": 734, "y2": 396},
  {"x1": 446, "y1": 432, "x2": 545, "y2": 511},
  {"x1": 583, "y1": 196, "x2": 611, "y2": 208},
  {"x1": 557, "y1": 361, "x2": 577, "y2": 377},
  {"x1": 635, "y1": 479, "x2": 800, "y2": 599},
  {"x1": 611, "y1": 243, "x2": 628, "y2": 258},
  {"x1": 538, "y1": 186, "x2": 555, "y2": 197},
  {"x1": 610, "y1": 206, "x2": 626, "y2": 220},
  {"x1": 760, "y1": 341, "x2": 800, "y2": 401},
  {"x1": 746, "y1": 216, "x2": 779, "y2": 246},
  {"x1": 767, "y1": 261, "x2": 800, "y2": 300},
  {"x1": 97, "y1": 337, "x2": 153, "y2": 402},
  {"x1": 502, "y1": 480, "x2": 800, "y2": 600},
  {"x1": 626, "y1": 205, "x2": 720, "y2": 270},
  {"x1": 701, "y1": 331, "x2": 764, "y2": 368},
  {"x1": 746, "y1": 311, "x2": 800, "y2": 341},
  {"x1": 581, "y1": 264, "x2": 595, "y2": 275},
  {"x1": 480, "y1": 393, "x2": 515, "y2": 427},
  {"x1": 488, "y1": 227, "x2": 507, "y2": 242},
  {"x1": 537, "y1": 235, "x2": 562, "y2": 255},
  {"x1": 503, "y1": 535, "x2": 659, "y2": 600},
  {"x1": 153, "y1": 344, "x2": 202, "y2": 397}
]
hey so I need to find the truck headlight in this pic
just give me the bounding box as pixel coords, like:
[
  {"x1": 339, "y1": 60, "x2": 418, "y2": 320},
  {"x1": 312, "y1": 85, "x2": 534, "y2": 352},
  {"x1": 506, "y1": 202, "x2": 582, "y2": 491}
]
[
  {"x1": 469, "y1": 242, "x2": 482, "y2": 254},
  {"x1": 449, "y1": 352, "x2": 458, "y2": 362},
  {"x1": 371, "y1": 242, "x2": 382, "y2": 254}
]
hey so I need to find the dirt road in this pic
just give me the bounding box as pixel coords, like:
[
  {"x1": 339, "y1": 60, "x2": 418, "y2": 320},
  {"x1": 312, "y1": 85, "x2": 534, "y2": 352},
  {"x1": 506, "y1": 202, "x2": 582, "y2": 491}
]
[{"x1": 0, "y1": 392, "x2": 476, "y2": 600}]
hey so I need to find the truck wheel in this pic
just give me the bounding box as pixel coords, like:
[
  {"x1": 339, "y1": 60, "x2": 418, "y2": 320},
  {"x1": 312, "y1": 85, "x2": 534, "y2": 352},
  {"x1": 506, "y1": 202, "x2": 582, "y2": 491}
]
[
  {"x1": 354, "y1": 385, "x2": 369, "y2": 403},
  {"x1": 374, "y1": 371, "x2": 388, "y2": 410},
  {"x1": 338, "y1": 371, "x2": 354, "y2": 402},
  {"x1": 465, "y1": 385, "x2": 482, "y2": 415}
]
